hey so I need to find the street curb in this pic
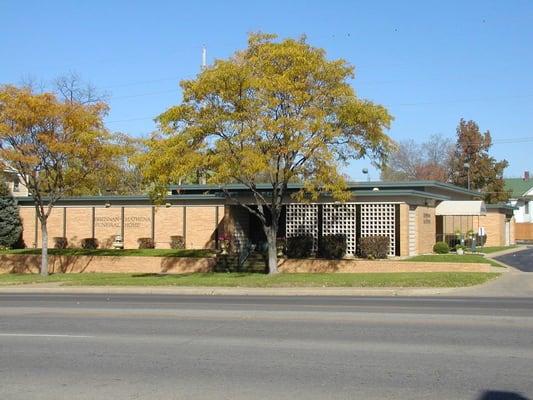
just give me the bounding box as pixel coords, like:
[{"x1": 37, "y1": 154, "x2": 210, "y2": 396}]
[{"x1": 0, "y1": 285, "x2": 463, "y2": 297}]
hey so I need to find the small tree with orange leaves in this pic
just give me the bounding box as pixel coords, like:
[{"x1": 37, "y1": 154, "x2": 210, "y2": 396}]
[{"x1": 0, "y1": 85, "x2": 118, "y2": 276}]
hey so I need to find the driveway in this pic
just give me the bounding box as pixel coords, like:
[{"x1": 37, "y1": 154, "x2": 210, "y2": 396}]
[
  {"x1": 494, "y1": 247, "x2": 533, "y2": 272},
  {"x1": 443, "y1": 247, "x2": 533, "y2": 297}
]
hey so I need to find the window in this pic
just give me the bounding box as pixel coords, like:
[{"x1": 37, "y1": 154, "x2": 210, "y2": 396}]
[{"x1": 526, "y1": 201, "x2": 530, "y2": 215}]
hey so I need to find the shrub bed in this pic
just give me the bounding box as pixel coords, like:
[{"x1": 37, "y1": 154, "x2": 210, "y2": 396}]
[
  {"x1": 170, "y1": 235, "x2": 185, "y2": 249},
  {"x1": 360, "y1": 236, "x2": 389, "y2": 259},
  {"x1": 81, "y1": 238, "x2": 99, "y2": 250},
  {"x1": 53, "y1": 237, "x2": 68, "y2": 249},
  {"x1": 286, "y1": 235, "x2": 314, "y2": 258},
  {"x1": 318, "y1": 234, "x2": 346, "y2": 259},
  {"x1": 138, "y1": 237, "x2": 155, "y2": 249},
  {"x1": 433, "y1": 241, "x2": 450, "y2": 254}
]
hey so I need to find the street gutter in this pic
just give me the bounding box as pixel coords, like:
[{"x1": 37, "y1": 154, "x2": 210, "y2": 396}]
[{"x1": 0, "y1": 285, "x2": 479, "y2": 297}]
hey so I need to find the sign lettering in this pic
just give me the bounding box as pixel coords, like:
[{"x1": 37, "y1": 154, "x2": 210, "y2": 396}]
[{"x1": 95, "y1": 216, "x2": 151, "y2": 228}]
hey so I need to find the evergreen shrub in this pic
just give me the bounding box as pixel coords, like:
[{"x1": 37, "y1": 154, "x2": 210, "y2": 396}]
[
  {"x1": 318, "y1": 234, "x2": 347, "y2": 259},
  {"x1": 137, "y1": 237, "x2": 155, "y2": 249},
  {"x1": 81, "y1": 238, "x2": 99, "y2": 250},
  {"x1": 286, "y1": 235, "x2": 314, "y2": 258},
  {"x1": 360, "y1": 236, "x2": 390, "y2": 259}
]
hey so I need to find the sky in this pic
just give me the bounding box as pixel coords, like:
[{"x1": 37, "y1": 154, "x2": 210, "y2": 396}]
[{"x1": 1, "y1": 0, "x2": 532, "y2": 181}]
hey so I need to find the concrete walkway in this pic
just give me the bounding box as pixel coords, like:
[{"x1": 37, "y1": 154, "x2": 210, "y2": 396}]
[{"x1": 447, "y1": 246, "x2": 533, "y2": 297}]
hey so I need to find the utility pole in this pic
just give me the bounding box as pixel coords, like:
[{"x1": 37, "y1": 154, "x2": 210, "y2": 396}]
[
  {"x1": 201, "y1": 46, "x2": 207, "y2": 70},
  {"x1": 464, "y1": 162, "x2": 471, "y2": 190}
]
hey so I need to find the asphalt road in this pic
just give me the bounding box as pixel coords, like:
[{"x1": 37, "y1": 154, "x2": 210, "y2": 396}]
[
  {"x1": 1, "y1": 294, "x2": 532, "y2": 400},
  {"x1": 495, "y1": 247, "x2": 533, "y2": 272}
]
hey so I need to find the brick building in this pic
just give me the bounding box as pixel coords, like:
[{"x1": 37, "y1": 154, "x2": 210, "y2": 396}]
[{"x1": 16, "y1": 181, "x2": 515, "y2": 256}]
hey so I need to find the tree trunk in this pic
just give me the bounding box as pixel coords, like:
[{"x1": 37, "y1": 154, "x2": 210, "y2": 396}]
[
  {"x1": 266, "y1": 226, "x2": 278, "y2": 275},
  {"x1": 40, "y1": 220, "x2": 49, "y2": 276}
]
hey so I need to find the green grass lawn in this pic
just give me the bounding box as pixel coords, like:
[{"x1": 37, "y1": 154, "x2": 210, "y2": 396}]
[
  {"x1": 406, "y1": 254, "x2": 502, "y2": 268},
  {"x1": 0, "y1": 248, "x2": 214, "y2": 258},
  {"x1": 0, "y1": 272, "x2": 500, "y2": 288},
  {"x1": 476, "y1": 245, "x2": 517, "y2": 254}
]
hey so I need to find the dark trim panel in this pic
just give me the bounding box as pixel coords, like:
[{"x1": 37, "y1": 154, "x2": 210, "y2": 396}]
[{"x1": 395, "y1": 204, "x2": 401, "y2": 256}]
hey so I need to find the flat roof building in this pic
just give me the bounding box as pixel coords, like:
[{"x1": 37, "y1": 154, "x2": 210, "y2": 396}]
[{"x1": 15, "y1": 181, "x2": 515, "y2": 255}]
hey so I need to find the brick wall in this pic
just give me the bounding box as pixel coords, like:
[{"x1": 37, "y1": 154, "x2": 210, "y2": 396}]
[
  {"x1": 19, "y1": 205, "x2": 221, "y2": 250},
  {"x1": 94, "y1": 207, "x2": 121, "y2": 248},
  {"x1": 416, "y1": 206, "x2": 436, "y2": 254},
  {"x1": 185, "y1": 206, "x2": 219, "y2": 249},
  {"x1": 478, "y1": 211, "x2": 505, "y2": 247},
  {"x1": 278, "y1": 258, "x2": 492, "y2": 273},
  {"x1": 0, "y1": 254, "x2": 215, "y2": 274},
  {"x1": 510, "y1": 217, "x2": 516, "y2": 245},
  {"x1": 123, "y1": 207, "x2": 153, "y2": 248},
  {"x1": 154, "y1": 206, "x2": 184, "y2": 248},
  {"x1": 19, "y1": 207, "x2": 36, "y2": 248}
]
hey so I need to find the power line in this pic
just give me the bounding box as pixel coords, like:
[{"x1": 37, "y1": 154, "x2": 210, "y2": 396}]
[
  {"x1": 107, "y1": 116, "x2": 156, "y2": 124},
  {"x1": 389, "y1": 94, "x2": 533, "y2": 107},
  {"x1": 110, "y1": 89, "x2": 178, "y2": 100},
  {"x1": 100, "y1": 77, "x2": 179, "y2": 90}
]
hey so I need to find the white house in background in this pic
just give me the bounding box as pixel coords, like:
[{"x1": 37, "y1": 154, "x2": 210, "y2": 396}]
[
  {"x1": 1, "y1": 169, "x2": 29, "y2": 197},
  {"x1": 505, "y1": 171, "x2": 533, "y2": 223}
]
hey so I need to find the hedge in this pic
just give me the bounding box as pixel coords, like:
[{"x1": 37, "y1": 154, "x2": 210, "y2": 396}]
[
  {"x1": 286, "y1": 235, "x2": 314, "y2": 258},
  {"x1": 318, "y1": 234, "x2": 346, "y2": 259},
  {"x1": 360, "y1": 236, "x2": 389, "y2": 259}
]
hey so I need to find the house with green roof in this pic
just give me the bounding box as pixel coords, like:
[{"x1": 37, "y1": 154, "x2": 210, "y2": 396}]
[{"x1": 505, "y1": 172, "x2": 532, "y2": 223}]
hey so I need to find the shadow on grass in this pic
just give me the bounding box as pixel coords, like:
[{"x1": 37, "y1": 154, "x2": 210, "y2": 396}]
[
  {"x1": 131, "y1": 272, "x2": 264, "y2": 279},
  {"x1": 0, "y1": 248, "x2": 214, "y2": 258}
]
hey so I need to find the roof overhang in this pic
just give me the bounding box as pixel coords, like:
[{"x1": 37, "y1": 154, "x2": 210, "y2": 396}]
[{"x1": 436, "y1": 200, "x2": 487, "y2": 216}]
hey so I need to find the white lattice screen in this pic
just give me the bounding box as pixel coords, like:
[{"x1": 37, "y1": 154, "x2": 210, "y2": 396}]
[
  {"x1": 286, "y1": 204, "x2": 319, "y2": 250},
  {"x1": 322, "y1": 203, "x2": 358, "y2": 256},
  {"x1": 360, "y1": 204, "x2": 396, "y2": 256}
]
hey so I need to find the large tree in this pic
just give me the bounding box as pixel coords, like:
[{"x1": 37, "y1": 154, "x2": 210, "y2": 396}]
[
  {"x1": 381, "y1": 134, "x2": 453, "y2": 182},
  {"x1": 80, "y1": 133, "x2": 147, "y2": 195},
  {"x1": 450, "y1": 119, "x2": 509, "y2": 203},
  {"x1": 142, "y1": 33, "x2": 392, "y2": 274},
  {"x1": 0, "y1": 85, "x2": 119, "y2": 275}
]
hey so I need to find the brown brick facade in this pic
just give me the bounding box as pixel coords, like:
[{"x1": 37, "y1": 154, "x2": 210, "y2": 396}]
[
  {"x1": 153, "y1": 206, "x2": 184, "y2": 248},
  {"x1": 95, "y1": 207, "x2": 122, "y2": 248},
  {"x1": 17, "y1": 199, "x2": 514, "y2": 253},
  {"x1": 478, "y1": 211, "x2": 505, "y2": 247},
  {"x1": 185, "y1": 206, "x2": 218, "y2": 249},
  {"x1": 66, "y1": 208, "x2": 92, "y2": 246},
  {"x1": 416, "y1": 206, "x2": 436, "y2": 254},
  {"x1": 123, "y1": 207, "x2": 153, "y2": 248},
  {"x1": 440, "y1": 210, "x2": 515, "y2": 247},
  {"x1": 19, "y1": 205, "x2": 222, "y2": 250}
]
